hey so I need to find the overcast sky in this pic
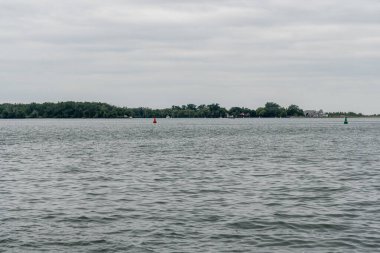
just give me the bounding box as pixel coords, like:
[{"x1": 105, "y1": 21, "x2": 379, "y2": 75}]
[{"x1": 1, "y1": 0, "x2": 379, "y2": 113}]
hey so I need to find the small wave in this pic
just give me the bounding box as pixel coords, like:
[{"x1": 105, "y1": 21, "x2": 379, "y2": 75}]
[{"x1": 228, "y1": 219, "x2": 350, "y2": 232}]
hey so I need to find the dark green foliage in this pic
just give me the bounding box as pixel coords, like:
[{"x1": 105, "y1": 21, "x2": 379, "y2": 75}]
[
  {"x1": 228, "y1": 107, "x2": 255, "y2": 118},
  {"x1": 255, "y1": 102, "x2": 287, "y2": 118},
  {"x1": 327, "y1": 112, "x2": 365, "y2": 117},
  {"x1": 0, "y1": 102, "x2": 128, "y2": 119},
  {"x1": 265, "y1": 102, "x2": 286, "y2": 117},
  {"x1": 287, "y1": 104, "x2": 304, "y2": 117},
  {"x1": 1, "y1": 101, "x2": 368, "y2": 119}
]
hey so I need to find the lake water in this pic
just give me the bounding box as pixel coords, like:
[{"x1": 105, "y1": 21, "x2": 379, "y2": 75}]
[{"x1": 1, "y1": 118, "x2": 379, "y2": 252}]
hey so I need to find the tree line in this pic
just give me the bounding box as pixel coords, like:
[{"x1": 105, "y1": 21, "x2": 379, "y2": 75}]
[{"x1": 0, "y1": 101, "x2": 371, "y2": 119}]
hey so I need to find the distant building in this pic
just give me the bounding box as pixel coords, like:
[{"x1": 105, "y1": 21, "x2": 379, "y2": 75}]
[
  {"x1": 226, "y1": 113, "x2": 250, "y2": 118},
  {"x1": 239, "y1": 112, "x2": 250, "y2": 118},
  {"x1": 304, "y1": 109, "x2": 327, "y2": 118}
]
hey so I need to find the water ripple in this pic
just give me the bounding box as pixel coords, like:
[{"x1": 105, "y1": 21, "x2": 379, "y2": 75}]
[{"x1": 1, "y1": 118, "x2": 380, "y2": 252}]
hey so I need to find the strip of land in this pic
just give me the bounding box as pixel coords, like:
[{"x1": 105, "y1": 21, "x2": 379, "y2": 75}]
[{"x1": 0, "y1": 102, "x2": 376, "y2": 118}]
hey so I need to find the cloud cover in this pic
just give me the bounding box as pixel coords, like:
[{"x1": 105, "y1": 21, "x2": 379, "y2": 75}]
[{"x1": 0, "y1": 0, "x2": 379, "y2": 113}]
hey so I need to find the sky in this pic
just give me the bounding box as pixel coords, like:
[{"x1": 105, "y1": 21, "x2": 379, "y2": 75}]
[{"x1": 0, "y1": 0, "x2": 379, "y2": 114}]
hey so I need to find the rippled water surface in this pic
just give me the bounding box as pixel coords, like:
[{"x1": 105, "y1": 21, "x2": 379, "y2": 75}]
[{"x1": 1, "y1": 118, "x2": 380, "y2": 252}]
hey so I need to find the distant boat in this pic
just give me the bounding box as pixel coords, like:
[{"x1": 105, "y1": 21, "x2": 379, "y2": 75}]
[{"x1": 166, "y1": 115, "x2": 171, "y2": 119}]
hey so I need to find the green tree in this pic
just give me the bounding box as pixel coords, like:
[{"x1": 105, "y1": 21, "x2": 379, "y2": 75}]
[
  {"x1": 287, "y1": 104, "x2": 304, "y2": 117},
  {"x1": 256, "y1": 107, "x2": 266, "y2": 117}
]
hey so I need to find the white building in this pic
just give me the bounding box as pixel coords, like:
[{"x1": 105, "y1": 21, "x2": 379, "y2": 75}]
[{"x1": 304, "y1": 109, "x2": 327, "y2": 118}]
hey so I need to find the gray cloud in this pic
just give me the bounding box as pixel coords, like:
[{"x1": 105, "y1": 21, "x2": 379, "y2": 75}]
[{"x1": 0, "y1": 0, "x2": 379, "y2": 113}]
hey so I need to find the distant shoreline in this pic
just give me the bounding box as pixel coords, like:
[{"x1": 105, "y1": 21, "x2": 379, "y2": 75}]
[
  {"x1": 0, "y1": 102, "x2": 378, "y2": 119},
  {"x1": 1, "y1": 117, "x2": 379, "y2": 120}
]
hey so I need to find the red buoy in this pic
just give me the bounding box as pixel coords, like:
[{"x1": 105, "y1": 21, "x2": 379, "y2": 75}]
[{"x1": 153, "y1": 117, "x2": 157, "y2": 124}]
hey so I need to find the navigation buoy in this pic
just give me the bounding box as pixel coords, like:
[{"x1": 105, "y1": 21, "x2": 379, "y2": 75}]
[
  {"x1": 344, "y1": 117, "x2": 348, "y2": 124},
  {"x1": 153, "y1": 117, "x2": 157, "y2": 124}
]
